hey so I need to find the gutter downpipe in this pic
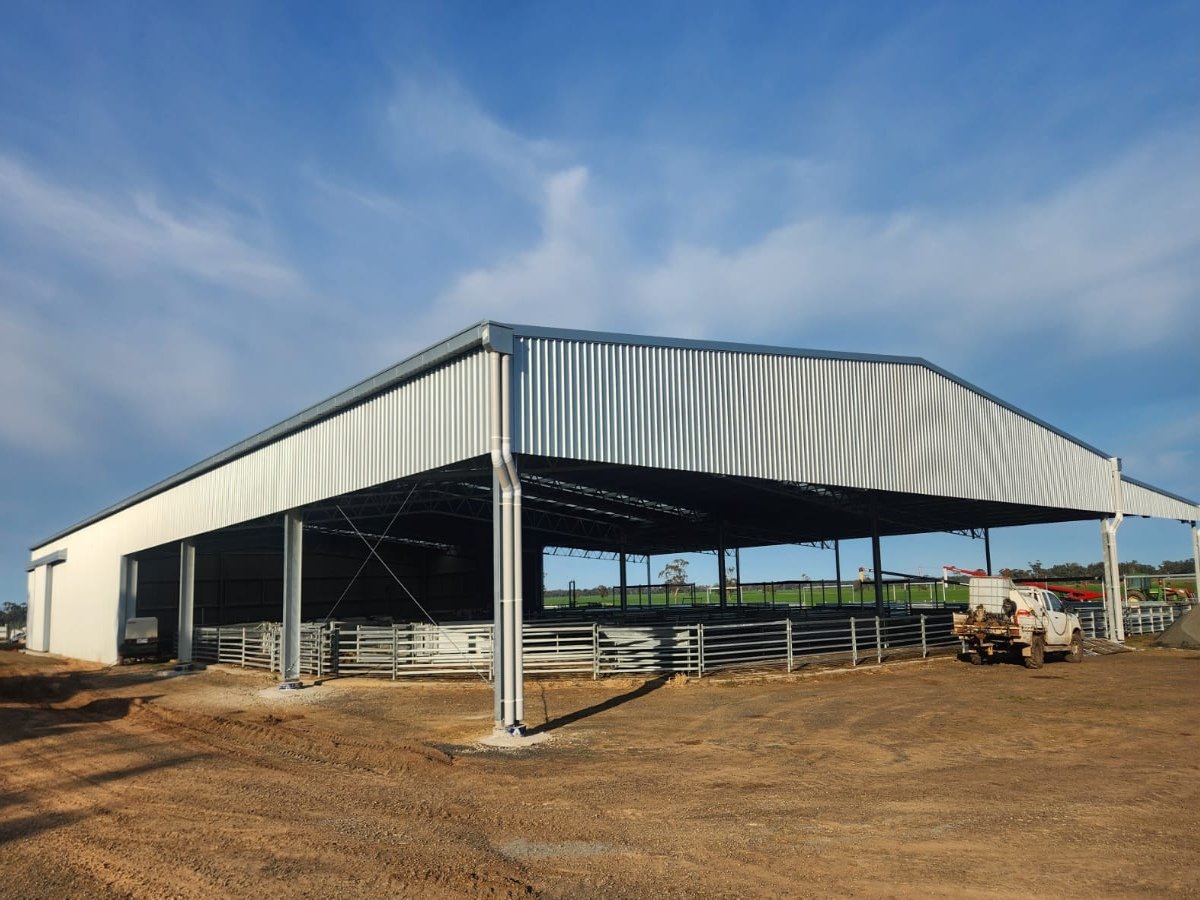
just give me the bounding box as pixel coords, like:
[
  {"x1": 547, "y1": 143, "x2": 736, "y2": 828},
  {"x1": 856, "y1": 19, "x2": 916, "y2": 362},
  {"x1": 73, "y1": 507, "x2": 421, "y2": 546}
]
[
  {"x1": 501, "y1": 353, "x2": 524, "y2": 726},
  {"x1": 1101, "y1": 458, "x2": 1126, "y2": 643},
  {"x1": 489, "y1": 352, "x2": 514, "y2": 728}
]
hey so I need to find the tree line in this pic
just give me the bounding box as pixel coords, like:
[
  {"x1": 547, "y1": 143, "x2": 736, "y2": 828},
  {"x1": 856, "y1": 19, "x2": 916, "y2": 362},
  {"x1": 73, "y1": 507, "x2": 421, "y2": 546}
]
[
  {"x1": 1000, "y1": 559, "x2": 1195, "y2": 580},
  {"x1": 2, "y1": 601, "x2": 26, "y2": 630}
]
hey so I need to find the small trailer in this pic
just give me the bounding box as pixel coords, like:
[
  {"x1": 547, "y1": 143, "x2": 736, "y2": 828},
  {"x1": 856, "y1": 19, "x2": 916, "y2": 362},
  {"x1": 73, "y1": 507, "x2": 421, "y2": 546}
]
[{"x1": 121, "y1": 616, "x2": 160, "y2": 662}]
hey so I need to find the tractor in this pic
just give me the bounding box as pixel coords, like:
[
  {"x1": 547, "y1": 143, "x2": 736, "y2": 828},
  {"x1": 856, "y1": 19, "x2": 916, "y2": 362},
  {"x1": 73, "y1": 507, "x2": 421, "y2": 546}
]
[{"x1": 1125, "y1": 574, "x2": 1196, "y2": 603}]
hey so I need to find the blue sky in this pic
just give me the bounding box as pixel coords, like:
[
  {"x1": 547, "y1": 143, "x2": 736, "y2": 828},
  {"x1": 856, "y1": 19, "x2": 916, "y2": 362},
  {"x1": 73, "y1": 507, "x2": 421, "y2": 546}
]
[{"x1": 2, "y1": 1, "x2": 1198, "y2": 602}]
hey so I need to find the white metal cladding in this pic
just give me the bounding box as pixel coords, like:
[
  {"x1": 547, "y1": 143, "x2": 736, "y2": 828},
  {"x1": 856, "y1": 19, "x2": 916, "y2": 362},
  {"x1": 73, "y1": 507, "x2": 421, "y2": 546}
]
[
  {"x1": 34, "y1": 351, "x2": 491, "y2": 557},
  {"x1": 1121, "y1": 479, "x2": 1199, "y2": 521},
  {"x1": 28, "y1": 351, "x2": 491, "y2": 663},
  {"x1": 512, "y1": 336, "x2": 1116, "y2": 511}
]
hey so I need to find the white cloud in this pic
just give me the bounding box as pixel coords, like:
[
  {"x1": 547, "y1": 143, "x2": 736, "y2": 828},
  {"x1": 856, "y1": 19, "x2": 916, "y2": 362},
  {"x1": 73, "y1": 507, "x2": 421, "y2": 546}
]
[
  {"x1": 426, "y1": 125, "x2": 1200, "y2": 362},
  {"x1": 426, "y1": 167, "x2": 625, "y2": 333},
  {"x1": 0, "y1": 155, "x2": 303, "y2": 297},
  {"x1": 387, "y1": 77, "x2": 563, "y2": 192},
  {"x1": 0, "y1": 157, "x2": 326, "y2": 458}
]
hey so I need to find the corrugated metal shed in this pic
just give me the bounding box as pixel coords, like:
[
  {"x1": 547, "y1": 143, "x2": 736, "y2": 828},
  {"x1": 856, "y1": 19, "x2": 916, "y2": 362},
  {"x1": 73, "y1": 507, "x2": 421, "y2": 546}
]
[
  {"x1": 1121, "y1": 477, "x2": 1198, "y2": 521},
  {"x1": 25, "y1": 320, "x2": 1197, "y2": 665},
  {"x1": 512, "y1": 328, "x2": 1142, "y2": 515}
]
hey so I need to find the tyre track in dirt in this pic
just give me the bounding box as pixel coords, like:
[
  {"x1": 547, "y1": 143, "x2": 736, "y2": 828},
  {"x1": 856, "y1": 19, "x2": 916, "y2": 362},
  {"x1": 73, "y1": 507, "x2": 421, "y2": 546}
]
[
  {"x1": 4, "y1": 649, "x2": 1199, "y2": 897},
  {"x1": 0, "y1": 656, "x2": 537, "y2": 898}
]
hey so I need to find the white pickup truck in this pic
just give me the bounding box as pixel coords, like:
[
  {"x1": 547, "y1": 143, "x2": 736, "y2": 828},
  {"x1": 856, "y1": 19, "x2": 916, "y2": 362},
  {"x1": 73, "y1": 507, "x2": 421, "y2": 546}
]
[{"x1": 952, "y1": 576, "x2": 1083, "y2": 668}]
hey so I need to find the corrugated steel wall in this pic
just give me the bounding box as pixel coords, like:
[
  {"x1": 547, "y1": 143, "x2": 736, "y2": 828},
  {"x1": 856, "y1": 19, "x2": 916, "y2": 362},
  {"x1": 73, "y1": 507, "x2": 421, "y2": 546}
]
[
  {"x1": 1121, "y1": 480, "x2": 1198, "y2": 521},
  {"x1": 29, "y1": 349, "x2": 492, "y2": 663},
  {"x1": 33, "y1": 350, "x2": 491, "y2": 556},
  {"x1": 512, "y1": 336, "x2": 1118, "y2": 512}
]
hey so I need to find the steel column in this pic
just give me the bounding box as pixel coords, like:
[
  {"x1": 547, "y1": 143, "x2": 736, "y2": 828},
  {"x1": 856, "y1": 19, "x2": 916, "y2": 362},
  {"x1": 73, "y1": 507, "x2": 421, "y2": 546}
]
[
  {"x1": 1192, "y1": 524, "x2": 1199, "y2": 606},
  {"x1": 983, "y1": 528, "x2": 992, "y2": 575},
  {"x1": 1101, "y1": 458, "x2": 1126, "y2": 643},
  {"x1": 490, "y1": 350, "x2": 514, "y2": 728},
  {"x1": 119, "y1": 556, "x2": 139, "y2": 622},
  {"x1": 39, "y1": 565, "x2": 54, "y2": 653},
  {"x1": 281, "y1": 510, "x2": 303, "y2": 686},
  {"x1": 871, "y1": 510, "x2": 884, "y2": 617},
  {"x1": 717, "y1": 524, "x2": 728, "y2": 608},
  {"x1": 492, "y1": 469, "x2": 504, "y2": 724},
  {"x1": 502, "y1": 353, "x2": 524, "y2": 725},
  {"x1": 834, "y1": 540, "x2": 843, "y2": 607},
  {"x1": 177, "y1": 540, "x2": 196, "y2": 667},
  {"x1": 619, "y1": 550, "x2": 628, "y2": 612}
]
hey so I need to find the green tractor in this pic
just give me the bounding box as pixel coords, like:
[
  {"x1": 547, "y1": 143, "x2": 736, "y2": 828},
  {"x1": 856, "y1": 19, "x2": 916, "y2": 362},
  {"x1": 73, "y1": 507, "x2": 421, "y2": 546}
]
[{"x1": 1125, "y1": 574, "x2": 1196, "y2": 603}]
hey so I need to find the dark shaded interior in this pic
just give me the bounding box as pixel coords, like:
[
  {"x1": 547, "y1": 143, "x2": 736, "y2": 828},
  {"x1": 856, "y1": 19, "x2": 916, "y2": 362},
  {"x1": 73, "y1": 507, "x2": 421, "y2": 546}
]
[{"x1": 131, "y1": 453, "x2": 1103, "y2": 643}]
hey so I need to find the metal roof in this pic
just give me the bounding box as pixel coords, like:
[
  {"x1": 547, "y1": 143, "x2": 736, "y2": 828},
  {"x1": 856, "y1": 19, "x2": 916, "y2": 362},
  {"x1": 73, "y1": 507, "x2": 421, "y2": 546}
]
[{"x1": 33, "y1": 320, "x2": 1197, "y2": 551}]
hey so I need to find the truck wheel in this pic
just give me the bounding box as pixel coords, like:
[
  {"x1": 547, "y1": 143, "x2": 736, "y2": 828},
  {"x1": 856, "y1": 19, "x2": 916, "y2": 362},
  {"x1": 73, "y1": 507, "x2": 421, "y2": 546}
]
[
  {"x1": 1024, "y1": 635, "x2": 1045, "y2": 669},
  {"x1": 1066, "y1": 631, "x2": 1083, "y2": 663}
]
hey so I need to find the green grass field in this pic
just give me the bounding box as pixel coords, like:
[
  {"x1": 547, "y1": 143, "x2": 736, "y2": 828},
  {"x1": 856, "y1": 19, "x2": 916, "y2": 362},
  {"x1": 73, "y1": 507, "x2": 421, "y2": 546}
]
[
  {"x1": 543, "y1": 580, "x2": 976, "y2": 609},
  {"x1": 542, "y1": 577, "x2": 1136, "y2": 610}
]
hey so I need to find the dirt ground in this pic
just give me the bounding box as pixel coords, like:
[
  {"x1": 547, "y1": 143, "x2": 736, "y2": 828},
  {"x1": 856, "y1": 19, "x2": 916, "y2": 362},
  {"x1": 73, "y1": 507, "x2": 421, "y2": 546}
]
[{"x1": 1, "y1": 645, "x2": 1198, "y2": 899}]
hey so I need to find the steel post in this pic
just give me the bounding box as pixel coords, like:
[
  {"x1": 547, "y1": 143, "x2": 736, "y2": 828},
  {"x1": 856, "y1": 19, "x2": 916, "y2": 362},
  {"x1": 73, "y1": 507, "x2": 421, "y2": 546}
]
[
  {"x1": 592, "y1": 623, "x2": 600, "y2": 680},
  {"x1": 735, "y1": 547, "x2": 743, "y2": 606},
  {"x1": 176, "y1": 540, "x2": 195, "y2": 667},
  {"x1": 1101, "y1": 458, "x2": 1126, "y2": 643},
  {"x1": 619, "y1": 549, "x2": 628, "y2": 613},
  {"x1": 1192, "y1": 524, "x2": 1200, "y2": 606},
  {"x1": 127, "y1": 557, "x2": 139, "y2": 619},
  {"x1": 280, "y1": 510, "x2": 303, "y2": 686},
  {"x1": 489, "y1": 351, "x2": 512, "y2": 727},
  {"x1": 717, "y1": 525, "x2": 728, "y2": 608},
  {"x1": 492, "y1": 468, "x2": 504, "y2": 721},
  {"x1": 984, "y1": 528, "x2": 992, "y2": 575},
  {"x1": 786, "y1": 619, "x2": 793, "y2": 672},
  {"x1": 834, "y1": 540, "x2": 843, "y2": 607},
  {"x1": 871, "y1": 510, "x2": 885, "y2": 617},
  {"x1": 118, "y1": 556, "x2": 139, "y2": 629},
  {"x1": 40, "y1": 565, "x2": 54, "y2": 653},
  {"x1": 502, "y1": 353, "x2": 524, "y2": 725}
]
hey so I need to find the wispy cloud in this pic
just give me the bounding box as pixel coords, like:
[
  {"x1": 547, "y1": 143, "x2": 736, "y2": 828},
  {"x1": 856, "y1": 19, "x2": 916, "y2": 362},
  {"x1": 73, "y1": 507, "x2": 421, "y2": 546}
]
[
  {"x1": 424, "y1": 120, "x2": 1200, "y2": 364},
  {"x1": 386, "y1": 76, "x2": 563, "y2": 192},
  {"x1": 0, "y1": 155, "x2": 322, "y2": 458},
  {"x1": 0, "y1": 155, "x2": 303, "y2": 297}
]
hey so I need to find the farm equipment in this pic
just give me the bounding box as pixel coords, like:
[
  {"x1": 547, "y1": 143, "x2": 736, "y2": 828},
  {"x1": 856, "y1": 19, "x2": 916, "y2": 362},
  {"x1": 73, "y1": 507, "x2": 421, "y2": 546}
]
[
  {"x1": 1016, "y1": 581, "x2": 1103, "y2": 602},
  {"x1": 121, "y1": 616, "x2": 160, "y2": 662},
  {"x1": 952, "y1": 577, "x2": 1082, "y2": 668},
  {"x1": 942, "y1": 565, "x2": 988, "y2": 583},
  {"x1": 1125, "y1": 575, "x2": 1196, "y2": 603}
]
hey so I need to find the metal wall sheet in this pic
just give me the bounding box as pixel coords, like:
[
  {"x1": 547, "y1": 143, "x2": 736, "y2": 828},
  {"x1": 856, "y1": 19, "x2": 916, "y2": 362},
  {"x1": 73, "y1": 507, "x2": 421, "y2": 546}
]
[
  {"x1": 1121, "y1": 479, "x2": 1199, "y2": 521},
  {"x1": 512, "y1": 336, "x2": 1119, "y2": 512},
  {"x1": 28, "y1": 351, "x2": 492, "y2": 663}
]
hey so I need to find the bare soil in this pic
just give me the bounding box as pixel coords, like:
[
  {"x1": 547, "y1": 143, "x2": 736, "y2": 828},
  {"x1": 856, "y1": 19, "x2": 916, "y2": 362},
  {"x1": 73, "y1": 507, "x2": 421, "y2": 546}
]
[{"x1": 1, "y1": 646, "x2": 1197, "y2": 898}]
